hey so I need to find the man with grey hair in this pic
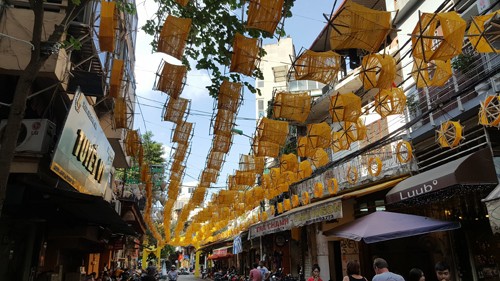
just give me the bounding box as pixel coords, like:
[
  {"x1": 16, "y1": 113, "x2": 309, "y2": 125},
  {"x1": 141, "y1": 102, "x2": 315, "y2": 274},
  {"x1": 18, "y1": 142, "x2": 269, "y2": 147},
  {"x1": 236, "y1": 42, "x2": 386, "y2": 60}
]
[{"x1": 372, "y1": 258, "x2": 405, "y2": 281}]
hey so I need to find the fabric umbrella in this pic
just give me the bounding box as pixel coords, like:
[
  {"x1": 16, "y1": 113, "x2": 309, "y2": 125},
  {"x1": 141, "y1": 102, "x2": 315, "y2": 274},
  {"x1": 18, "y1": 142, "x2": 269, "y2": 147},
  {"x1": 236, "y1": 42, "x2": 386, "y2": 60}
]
[{"x1": 323, "y1": 211, "x2": 460, "y2": 244}]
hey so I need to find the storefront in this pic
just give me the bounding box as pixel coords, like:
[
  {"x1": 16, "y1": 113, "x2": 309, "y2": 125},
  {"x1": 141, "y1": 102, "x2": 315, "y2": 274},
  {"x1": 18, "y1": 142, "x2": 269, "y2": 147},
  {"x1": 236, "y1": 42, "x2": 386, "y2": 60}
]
[{"x1": 384, "y1": 148, "x2": 500, "y2": 281}]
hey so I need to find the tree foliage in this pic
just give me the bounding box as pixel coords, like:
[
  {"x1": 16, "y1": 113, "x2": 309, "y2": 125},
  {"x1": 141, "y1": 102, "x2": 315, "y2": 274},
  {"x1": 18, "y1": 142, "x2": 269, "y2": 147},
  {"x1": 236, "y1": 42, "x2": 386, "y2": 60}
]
[{"x1": 142, "y1": 0, "x2": 295, "y2": 98}]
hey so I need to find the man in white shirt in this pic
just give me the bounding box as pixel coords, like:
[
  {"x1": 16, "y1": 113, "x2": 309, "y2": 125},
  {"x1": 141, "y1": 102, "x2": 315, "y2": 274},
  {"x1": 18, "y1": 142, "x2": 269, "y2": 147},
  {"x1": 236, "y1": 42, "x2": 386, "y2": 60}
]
[{"x1": 258, "y1": 261, "x2": 270, "y2": 281}]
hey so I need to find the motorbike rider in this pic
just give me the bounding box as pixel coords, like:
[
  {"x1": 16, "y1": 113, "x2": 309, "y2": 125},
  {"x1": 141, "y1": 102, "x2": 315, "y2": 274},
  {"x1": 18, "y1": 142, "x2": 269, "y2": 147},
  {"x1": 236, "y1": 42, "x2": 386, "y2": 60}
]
[{"x1": 167, "y1": 265, "x2": 178, "y2": 281}]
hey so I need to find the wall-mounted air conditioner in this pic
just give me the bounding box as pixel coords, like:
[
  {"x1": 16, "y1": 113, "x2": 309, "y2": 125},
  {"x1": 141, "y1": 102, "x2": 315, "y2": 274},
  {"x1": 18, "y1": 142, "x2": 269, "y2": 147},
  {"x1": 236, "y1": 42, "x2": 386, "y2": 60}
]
[{"x1": 0, "y1": 119, "x2": 56, "y2": 154}]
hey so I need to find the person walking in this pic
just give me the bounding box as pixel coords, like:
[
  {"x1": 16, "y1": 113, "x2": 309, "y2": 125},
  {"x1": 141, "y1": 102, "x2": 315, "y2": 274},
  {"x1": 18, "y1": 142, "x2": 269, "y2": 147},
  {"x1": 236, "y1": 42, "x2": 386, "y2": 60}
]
[
  {"x1": 259, "y1": 261, "x2": 270, "y2": 281},
  {"x1": 372, "y1": 258, "x2": 405, "y2": 281},
  {"x1": 408, "y1": 268, "x2": 425, "y2": 281},
  {"x1": 250, "y1": 263, "x2": 264, "y2": 281},
  {"x1": 343, "y1": 261, "x2": 367, "y2": 281},
  {"x1": 307, "y1": 265, "x2": 323, "y2": 281}
]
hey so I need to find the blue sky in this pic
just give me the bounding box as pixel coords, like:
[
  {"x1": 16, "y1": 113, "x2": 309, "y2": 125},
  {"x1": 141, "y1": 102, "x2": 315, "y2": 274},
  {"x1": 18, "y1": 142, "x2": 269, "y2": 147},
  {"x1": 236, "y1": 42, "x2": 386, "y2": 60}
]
[{"x1": 133, "y1": 1, "x2": 338, "y2": 199}]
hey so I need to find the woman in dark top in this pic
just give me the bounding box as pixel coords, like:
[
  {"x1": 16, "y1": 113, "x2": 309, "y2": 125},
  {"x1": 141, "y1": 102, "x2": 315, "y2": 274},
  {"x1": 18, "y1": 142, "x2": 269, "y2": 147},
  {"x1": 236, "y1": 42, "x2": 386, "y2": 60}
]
[
  {"x1": 342, "y1": 261, "x2": 367, "y2": 281},
  {"x1": 408, "y1": 268, "x2": 425, "y2": 281}
]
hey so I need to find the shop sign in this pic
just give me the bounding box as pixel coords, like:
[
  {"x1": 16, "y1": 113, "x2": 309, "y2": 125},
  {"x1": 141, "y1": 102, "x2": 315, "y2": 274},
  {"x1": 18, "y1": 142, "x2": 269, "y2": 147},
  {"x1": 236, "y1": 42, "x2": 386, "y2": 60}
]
[
  {"x1": 250, "y1": 217, "x2": 292, "y2": 238},
  {"x1": 50, "y1": 89, "x2": 115, "y2": 196},
  {"x1": 213, "y1": 248, "x2": 227, "y2": 255},
  {"x1": 291, "y1": 199, "x2": 342, "y2": 227}
]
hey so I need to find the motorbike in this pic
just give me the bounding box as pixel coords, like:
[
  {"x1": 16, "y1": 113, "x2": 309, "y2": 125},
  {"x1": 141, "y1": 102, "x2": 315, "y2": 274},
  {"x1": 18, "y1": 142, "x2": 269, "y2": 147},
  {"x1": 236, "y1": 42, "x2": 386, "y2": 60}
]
[{"x1": 201, "y1": 269, "x2": 208, "y2": 279}]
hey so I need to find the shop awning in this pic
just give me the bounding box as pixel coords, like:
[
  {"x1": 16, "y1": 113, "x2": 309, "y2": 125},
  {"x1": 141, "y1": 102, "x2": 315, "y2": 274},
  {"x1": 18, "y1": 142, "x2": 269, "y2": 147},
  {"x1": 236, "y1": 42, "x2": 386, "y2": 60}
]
[
  {"x1": 386, "y1": 149, "x2": 498, "y2": 205},
  {"x1": 248, "y1": 177, "x2": 405, "y2": 238},
  {"x1": 207, "y1": 253, "x2": 233, "y2": 260},
  {"x1": 322, "y1": 211, "x2": 461, "y2": 243},
  {"x1": 5, "y1": 183, "x2": 136, "y2": 236}
]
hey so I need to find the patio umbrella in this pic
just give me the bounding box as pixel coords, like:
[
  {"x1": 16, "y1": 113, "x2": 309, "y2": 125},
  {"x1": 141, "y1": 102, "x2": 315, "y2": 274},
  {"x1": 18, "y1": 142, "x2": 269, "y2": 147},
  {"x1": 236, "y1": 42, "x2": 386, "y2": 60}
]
[{"x1": 323, "y1": 211, "x2": 460, "y2": 244}]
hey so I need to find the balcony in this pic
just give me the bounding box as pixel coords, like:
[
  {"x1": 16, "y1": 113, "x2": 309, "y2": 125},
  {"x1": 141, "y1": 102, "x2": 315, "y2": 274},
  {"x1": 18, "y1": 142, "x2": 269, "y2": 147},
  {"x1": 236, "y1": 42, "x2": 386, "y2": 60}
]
[{"x1": 408, "y1": 52, "x2": 500, "y2": 142}]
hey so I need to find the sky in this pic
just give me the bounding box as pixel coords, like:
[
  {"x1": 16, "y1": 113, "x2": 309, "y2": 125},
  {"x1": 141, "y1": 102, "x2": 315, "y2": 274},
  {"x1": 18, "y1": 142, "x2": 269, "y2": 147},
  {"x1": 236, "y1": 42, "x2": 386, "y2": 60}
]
[{"x1": 132, "y1": 1, "x2": 339, "y2": 200}]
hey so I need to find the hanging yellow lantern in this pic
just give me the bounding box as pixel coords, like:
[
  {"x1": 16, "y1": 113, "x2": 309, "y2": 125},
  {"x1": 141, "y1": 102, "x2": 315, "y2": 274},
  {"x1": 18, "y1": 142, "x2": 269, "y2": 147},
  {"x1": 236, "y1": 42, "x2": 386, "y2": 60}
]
[
  {"x1": 329, "y1": 92, "x2": 362, "y2": 122},
  {"x1": 360, "y1": 54, "x2": 396, "y2": 90},
  {"x1": 367, "y1": 157, "x2": 382, "y2": 177},
  {"x1": 157, "y1": 16, "x2": 192, "y2": 60},
  {"x1": 411, "y1": 59, "x2": 452, "y2": 88},
  {"x1": 310, "y1": 148, "x2": 329, "y2": 169},
  {"x1": 230, "y1": 33, "x2": 260, "y2": 76},
  {"x1": 284, "y1": 199, "x2": 292, "y2": 211},
  {"x1": 436, "y1": 121, "x2": 464, "y2": 148},
  {"x1": 301, "y1": 191, "x2": 310, "y2": 205},
  {"x1": 346, "y1": 166, "x2": 358, "y2": 184},
  {"x1": 292, "y1": 195, "x2": 300, "y2": 208},
  {"x1": 277, "y1": 202, "x2": 284, "y2": 214},
  {"x1": 411, "y1": 11, "x2": 466, "y2": 62},
  {"x1": 246, "y1": 0, "x2": 284, "y2": 34},
  {"x1": 467, "y1": 11, "x2": 500, "y2": 53},
  {"x1": 293, "y1": 50, "x2": 342, "y2": 84},
  {"x1": 374, "y1": 88, "x2": 407, "y2": 118},
  {"x1": 273, "y1": 91, "x2": 311, "y2": 123},
  {"x1": 314, "y1": 182, "x2": 324, "y2": 198},
  {"x1": 327, "y1": 178, "x2": 339, "y2": 195},
  {"x1": 479, "y1": 95, "x2": 500, "y2": 127},
  {"x1": 396, "y1": 140, "x2": 413, "y2": 163}
]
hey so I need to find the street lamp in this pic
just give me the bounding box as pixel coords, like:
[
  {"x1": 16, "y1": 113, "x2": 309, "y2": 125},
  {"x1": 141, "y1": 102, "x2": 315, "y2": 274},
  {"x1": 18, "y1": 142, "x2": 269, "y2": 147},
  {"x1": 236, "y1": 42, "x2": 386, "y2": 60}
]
[{"x1": 231, "y1": 128, "x2": 253, "y2": 139}]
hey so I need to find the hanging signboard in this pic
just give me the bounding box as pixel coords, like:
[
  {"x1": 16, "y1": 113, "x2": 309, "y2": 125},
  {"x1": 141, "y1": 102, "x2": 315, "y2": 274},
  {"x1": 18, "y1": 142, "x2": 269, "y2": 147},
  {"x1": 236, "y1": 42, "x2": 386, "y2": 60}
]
[{"x1": 51, "y1": 89, "x2": 115, "y2": 196}]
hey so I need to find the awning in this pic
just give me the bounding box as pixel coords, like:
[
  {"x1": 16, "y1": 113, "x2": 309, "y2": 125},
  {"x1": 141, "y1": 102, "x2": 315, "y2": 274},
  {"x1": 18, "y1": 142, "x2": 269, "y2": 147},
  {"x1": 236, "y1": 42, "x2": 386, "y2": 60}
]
[
  {"x1": 323, "y1": 211, "x2": 461, "y2": 243},
  {"x1": 249, "y1": 177, "x2": 405, "y2": 238},
  {"x1": 5, "y1": 183, "x2": 136, "y2": 236},
  {"x1": 207, "y1": 253, "x2": 233, "y2": 260},
  {"x1": 386, "y1": 149, "x2": 498, "y2": 205}
]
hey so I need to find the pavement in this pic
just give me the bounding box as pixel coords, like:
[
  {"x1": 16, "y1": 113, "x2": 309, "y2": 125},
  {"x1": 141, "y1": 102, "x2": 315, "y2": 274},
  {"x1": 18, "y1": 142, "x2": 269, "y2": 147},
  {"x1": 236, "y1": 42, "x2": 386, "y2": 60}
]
[{"x1": 174, "y1": 274, "x2": 202, "y2": 281}]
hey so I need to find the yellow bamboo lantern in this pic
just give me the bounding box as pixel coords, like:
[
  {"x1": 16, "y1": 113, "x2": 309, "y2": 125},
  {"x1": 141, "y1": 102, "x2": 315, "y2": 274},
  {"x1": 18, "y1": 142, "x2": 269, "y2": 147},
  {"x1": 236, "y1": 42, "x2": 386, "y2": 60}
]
[
  {"x1": 327, "y1": 178, "x2": 339, "y2": 195},
  {"x1": 284, "y1": 199, "x2": 292, "y2": 211},
  {"x1": 306, "y1": 122, "x2": 332, "y2": 149},
  {"x1": 280, "y1": 153, "x2": 299, "y2": 173},
  {"x1": 329, "y1": 92, "x2": 362, "y2": 122},
  {"x1": 172, "y1": 121, "x2": 193, "y2": 144},
  {"x1": 230, "y1": 33, "x2": 260, "y2": 76},
  {"x1": 252, "y1": 136, "x2": 281, "y2": 157},
  {"x1": 467, "y1": 11, "x2": 500, "y2": 53},
  {"x1": 114, "y1": 97, "x2": 127, "y2": 129},
  {"x1": 298, "y1": 160, "x2": 312, "y2": 180},
  {"x1": 411, "y1": 11, "x2": 466, "y2": 62},
  {"x1": 346, "y1": 166, "x2": 358, "y2": 184},
  {"x1": 256, "y1": 117, "x2": 289, "y2": 145},
  {"x1": 411, "y1": 59, "x2": 452, "y2": 88},
  {"x1": 356, "y1": 118, "x2": 367, "y2": 141},
  {"x1": 207, "y1": 150, "x2": 225, "y2": 170},
  {"x1": 163, "y1": 97, "x2": 189, "y2": 124},
  {"x1": 109, "y1": 59, "x2": 124, "y2": 98},
  {"x1": 436, "y1": 121, "x2": 464, "y2": 148},
  {"x1": 212, "y1": 134, "x2": 233, "y2": 153},
  {"x1": 272, "y1": 91, "x2": 311, "y2": 123},
  {"x1": 360, "y1": 54, "x2": 396, "y2": 90},
  {"x1": 367, "y1": 157, "x2": 383, "y2": 177},
  {"x1": 293, "y1": 50, "x2": 342, "y2": 84},
  {"x1": 313, "y1": 182, "x2": 324, "y2": 198},
  {"x1": 310, "y1": 148, "x2": 329, "y2": 169},
  {"x1": 155, "y1": 61, "x2": 187, "y2": 99},
  {"x1": 301, "y1": 191, "x2": 310, "y2": 205},
  {"x1": 246, "y1": 0, "x2": 284, "y2": 34},
  {"x1": 98, "y1": 1, "x2": 116, "y2": 52},
  {"x1": 218, "y1": 81, "x2": 243, "y2": 113},
  {"x1": 479, "y1": 95, "x2": 500, "y2": 127},
  {"x1": 328, "y1": 0, "x2": 392, "y2": 52},
  {"x1": 277, "y1": 202, "x2": 284, "y2": 214},
  {"x1": 213, "y1": 109, "x2": 236, "y2": 137},
  {"x1": 157, "y1": 16, "x2": 192, "y2": 60},
  {"x1": 297, "y1": 136, "x2": 316, "y2": 158},
  {"x1": 374, "y1": 88, "x2": 407, "y2": 118},
  {"x1": 292, "y1": 195, "x2": 300, "y2": 208}
]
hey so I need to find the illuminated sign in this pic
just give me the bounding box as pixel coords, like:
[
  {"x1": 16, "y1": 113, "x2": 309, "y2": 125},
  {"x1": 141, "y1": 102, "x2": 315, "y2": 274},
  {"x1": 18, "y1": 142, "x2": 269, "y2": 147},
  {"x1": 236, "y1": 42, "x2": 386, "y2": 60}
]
[{"x1": 51, "y1": 89, "x2": 115, "y2": 196}]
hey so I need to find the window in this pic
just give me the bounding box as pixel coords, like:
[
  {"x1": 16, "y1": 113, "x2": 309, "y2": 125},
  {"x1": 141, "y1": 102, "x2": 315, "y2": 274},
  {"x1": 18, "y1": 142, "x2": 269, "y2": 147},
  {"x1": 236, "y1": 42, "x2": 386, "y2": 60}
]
[
  {"x1": 257, "y1": 80, "x2": 265, "y2": 88},
  {"x1": 188, "y1": 187, "x2": 194, "y2": 194},
  {"x1": 258, "y1": 100, "x2": 264, "y2": 111}
]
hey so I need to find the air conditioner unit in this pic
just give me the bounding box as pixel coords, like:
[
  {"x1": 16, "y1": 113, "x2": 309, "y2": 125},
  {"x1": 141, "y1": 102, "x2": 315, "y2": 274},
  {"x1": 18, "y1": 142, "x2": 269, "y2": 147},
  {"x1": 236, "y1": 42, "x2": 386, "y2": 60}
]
[{"x1": 0, "y1": 119, "x2": 56, "y2": 154}]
